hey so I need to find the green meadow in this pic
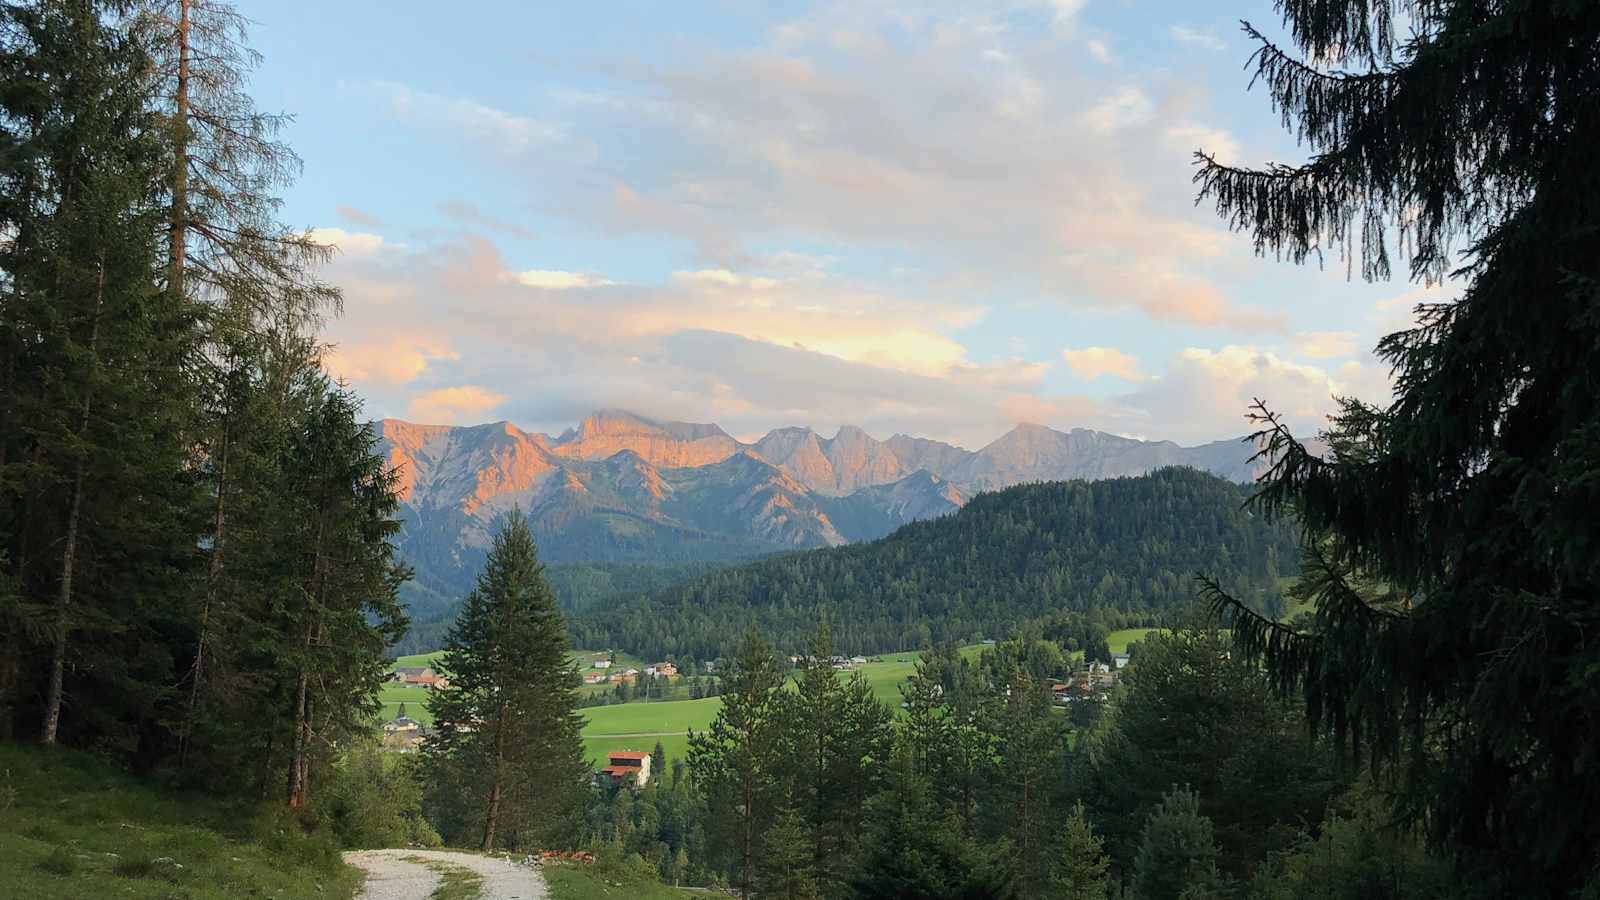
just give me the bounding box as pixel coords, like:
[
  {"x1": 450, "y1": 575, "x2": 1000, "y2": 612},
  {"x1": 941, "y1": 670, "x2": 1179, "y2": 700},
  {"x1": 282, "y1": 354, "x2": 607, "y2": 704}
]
[{"x1": 384, "y1": 640, "x2": 1145, "y2": 767}]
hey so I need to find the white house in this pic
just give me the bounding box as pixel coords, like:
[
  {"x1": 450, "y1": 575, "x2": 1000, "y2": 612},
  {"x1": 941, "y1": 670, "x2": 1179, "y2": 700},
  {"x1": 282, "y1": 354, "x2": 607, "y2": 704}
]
[{"x1": 593, "y1": 659, "x2": 612, "y2": 669}]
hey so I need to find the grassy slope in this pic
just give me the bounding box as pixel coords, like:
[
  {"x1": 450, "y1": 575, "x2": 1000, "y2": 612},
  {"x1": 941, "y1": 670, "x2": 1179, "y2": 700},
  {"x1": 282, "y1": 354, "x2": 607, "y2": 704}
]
[
  {"x1": 0, "y1": 743, "x2": 359, "y2": 900},
  {"x1": 542, "y1": 860, "x2": 698, "y2": 900},
  {"x1": 1107, "y1": 627, "x2": 1162, "y2": 654}
]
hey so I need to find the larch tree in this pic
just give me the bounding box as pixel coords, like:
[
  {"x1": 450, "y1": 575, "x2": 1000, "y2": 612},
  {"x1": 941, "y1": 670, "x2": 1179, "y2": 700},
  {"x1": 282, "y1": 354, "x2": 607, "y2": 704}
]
[
  {"x1": 1193, "y1": 1, "x2": 1600, "y2": 894},
  {"x1": 423, "y1": 513, "x2": 588, "y2": 851}
]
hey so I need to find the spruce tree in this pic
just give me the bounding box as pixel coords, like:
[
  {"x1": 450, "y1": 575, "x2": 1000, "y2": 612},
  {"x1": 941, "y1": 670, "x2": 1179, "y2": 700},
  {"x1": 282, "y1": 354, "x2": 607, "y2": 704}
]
[
  {"x1": 1195, "y1": 2, "x2": 1600, "y2": 893},
  {"x1": 424, "y1": 513, "x2": 587, "y2": 851},
  {"x1": 1131, "y1": 786, "x2": 1219, "y2": 900},
  {"x1": 0, "y1": 0, "x2": 204, "y2": 753},
  {"x1": 686, "y1": 629, "x2": 785, "y2": 896}
]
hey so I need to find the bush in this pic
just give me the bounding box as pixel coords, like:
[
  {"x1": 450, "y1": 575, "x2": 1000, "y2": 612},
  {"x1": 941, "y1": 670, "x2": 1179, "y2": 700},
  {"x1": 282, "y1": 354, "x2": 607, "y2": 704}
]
[
  {"x1": 36, "y1": 846, "x2": 78, "y2": 877},
  {"x1": 321, "y1": 743, "x2": 435, "y2": 849},
  {"x1": 251, "y1": 807, "x2": 341, "y2": 870}
]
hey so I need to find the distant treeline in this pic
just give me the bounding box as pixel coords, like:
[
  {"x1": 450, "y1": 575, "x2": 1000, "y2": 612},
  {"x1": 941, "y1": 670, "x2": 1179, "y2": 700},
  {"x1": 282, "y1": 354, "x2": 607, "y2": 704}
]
[{"x1": 568, "y1": 468, "x2": 1298, "y2": 660}]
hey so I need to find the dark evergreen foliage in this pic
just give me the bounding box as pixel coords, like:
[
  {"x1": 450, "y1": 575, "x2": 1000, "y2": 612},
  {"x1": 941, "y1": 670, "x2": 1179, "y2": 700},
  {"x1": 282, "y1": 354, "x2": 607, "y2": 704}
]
[
  {"x1": 574, "y1": 468, "x2": 1296, "y2": 659},
  {"x1": 422, "y1": 515, "x2": 588, "y2": 851},
  {"x1": 1195, "y1": 1, "x2": 1600, "y2": 893}
]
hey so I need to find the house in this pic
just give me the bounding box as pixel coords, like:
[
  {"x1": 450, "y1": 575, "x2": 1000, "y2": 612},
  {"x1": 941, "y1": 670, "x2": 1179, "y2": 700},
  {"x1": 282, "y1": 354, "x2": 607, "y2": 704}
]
[
  {"x1": 394, "y1": 666, "x2": 445, "y2": 690},
  {"x1": 850, "y1": 656, "x2": 868, "y2": 666},
  {"x1": 613, "y1": 668, "x2": 639, "y2": 685},
  {"x1": 381, "y1": 716, "x2": 430, "y2": 751},
  {"x1": 593, "y1": 659, "x2": 612, "y2": 669},
  {"x1": 703, "y1": 661, "x2": 716, "y2": 673},
  {"x1": 652, "y1": 662, "x2": 678, "y2": 678},
  {"x1": 1113, "y1": 654, "x2": 1132, "y2": 670},
  {"x1": 583, "y1": 672, "x2": 608, "y2": 684},
  {"x1": 597, "y1": 750, "x2": 652, "y2": 788}
]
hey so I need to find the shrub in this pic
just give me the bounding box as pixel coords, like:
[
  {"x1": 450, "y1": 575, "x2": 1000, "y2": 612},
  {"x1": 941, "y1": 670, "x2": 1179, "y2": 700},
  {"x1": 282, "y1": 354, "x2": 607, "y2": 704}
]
[{"x1": 36, "y1": 846, "x2": 78, "y2": 877}]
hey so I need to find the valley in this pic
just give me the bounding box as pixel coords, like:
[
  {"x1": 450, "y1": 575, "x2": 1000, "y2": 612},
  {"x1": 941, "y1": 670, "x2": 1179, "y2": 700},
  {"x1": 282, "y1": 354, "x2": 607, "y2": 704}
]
[{"x1": 378, "y1": 409, "x2": 1276, "y2": 624}]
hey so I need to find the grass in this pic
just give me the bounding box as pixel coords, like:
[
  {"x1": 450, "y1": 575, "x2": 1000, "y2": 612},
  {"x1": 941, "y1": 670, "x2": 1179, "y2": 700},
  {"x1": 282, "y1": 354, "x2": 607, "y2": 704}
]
[
  {"x1": 0, "y1": 742, "x2": 361, "y2": 900},
  {"x1": 403, "y1": 855, "x2": 484, "y2": 900},
  {"x1": 1107, "y1": 627, "x2": 1162, "y2": 655},
  {"x1": 576, "y1": 647, "x2": 994, "y2": 766},
  {"x1": 387, "y1": 643, "x2": 998, "y2": 767},
  {"x1": 542, "y1": 858, "x2": 699, "y2": 900}
]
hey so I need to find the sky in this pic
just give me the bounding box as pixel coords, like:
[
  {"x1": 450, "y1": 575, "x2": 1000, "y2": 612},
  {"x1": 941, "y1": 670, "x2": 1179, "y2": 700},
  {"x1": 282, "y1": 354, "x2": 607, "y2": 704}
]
[{"x1": 234, "y1": 0, "x2": 1451, "y2": 449}]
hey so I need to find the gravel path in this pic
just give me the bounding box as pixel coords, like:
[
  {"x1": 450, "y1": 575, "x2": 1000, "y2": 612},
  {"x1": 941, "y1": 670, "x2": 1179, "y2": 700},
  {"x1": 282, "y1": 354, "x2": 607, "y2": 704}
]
[{"x1": 345, "y1": 848, "x2": 548, "y2": 900}]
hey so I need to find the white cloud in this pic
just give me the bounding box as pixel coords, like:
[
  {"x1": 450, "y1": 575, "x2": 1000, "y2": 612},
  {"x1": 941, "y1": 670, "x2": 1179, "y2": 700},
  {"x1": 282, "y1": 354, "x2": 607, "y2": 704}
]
[
  {"x1": 1080, "y1": 85, "x2": 1154, "y2": 133},
  {"x1": 1062, "y1": 346, "x2": 1147, "y2": 382},
  {"x1": 1169, "y1": 25, "x2": 1227, "y2": 52},
  {"x1": 306, "y1": 227, "x2": 389, "y2": 257},
  {"x1": 672, "y1": 269, "x2": 780, "y2": 290},
  {"x1": 1119, "y1": 346, "x2": 1393, "y2": 441},
  {"x1": 512, "y1": 269, "x2": 612, "y2": 289}
]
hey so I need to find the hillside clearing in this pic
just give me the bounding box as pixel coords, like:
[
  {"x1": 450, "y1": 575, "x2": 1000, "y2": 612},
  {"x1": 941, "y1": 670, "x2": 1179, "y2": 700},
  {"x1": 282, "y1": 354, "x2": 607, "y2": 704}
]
[{"x1": 0, "y1": 744, "x2": 360, "y2": 900}]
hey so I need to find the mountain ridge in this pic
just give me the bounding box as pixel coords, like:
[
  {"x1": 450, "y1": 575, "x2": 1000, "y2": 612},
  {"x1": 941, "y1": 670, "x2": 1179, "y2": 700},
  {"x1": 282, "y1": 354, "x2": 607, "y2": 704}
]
[{"x1": 376, "y1": 409, "x2": 1273, "y2": 617}]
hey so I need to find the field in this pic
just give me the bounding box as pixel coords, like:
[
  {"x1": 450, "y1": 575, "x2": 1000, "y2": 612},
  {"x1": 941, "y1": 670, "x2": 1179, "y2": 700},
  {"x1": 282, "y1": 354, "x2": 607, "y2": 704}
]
[
  {"x1": 380, "y1": 648, "x2": 652, "y2": 725},
  {"x1": 387, "y1": 642, "x2": 1089, "y2": 768},
  {"x1": 0, "y1": 743, "x2": 360, "y2": 900},
  {"x1": 1107, "y1": 627, "x2": 1162, "y2": 654}
]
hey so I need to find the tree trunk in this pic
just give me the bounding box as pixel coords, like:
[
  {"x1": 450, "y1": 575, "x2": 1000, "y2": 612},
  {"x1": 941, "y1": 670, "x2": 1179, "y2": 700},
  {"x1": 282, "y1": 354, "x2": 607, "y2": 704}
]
[
  {"x1": 168, "y1": 0, "x2": 189, "y2": 297},
  {"x1": 180, "y1": 415, "x2": 228, "y2": 768},
  {"x1": 288, "y1": 503, "x2": 329, "y2": 809},
  {"x1": 41, "y1": 258, "x2": 104, "y2": 746},
  {"x1": 482, "y1": 700, "x2": 509, "y2": 851}
]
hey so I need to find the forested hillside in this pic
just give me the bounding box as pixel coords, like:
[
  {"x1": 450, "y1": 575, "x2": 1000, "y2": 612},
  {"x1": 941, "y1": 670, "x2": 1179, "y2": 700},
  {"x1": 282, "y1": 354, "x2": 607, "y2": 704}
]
[{"x1": 571, "y1": 467, "x2": 1297, "y2": 658}]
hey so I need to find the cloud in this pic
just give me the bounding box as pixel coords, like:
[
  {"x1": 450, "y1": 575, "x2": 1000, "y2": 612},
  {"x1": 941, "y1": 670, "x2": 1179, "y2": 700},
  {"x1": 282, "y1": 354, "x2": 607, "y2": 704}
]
[
  {"x1": 673, "y1": 269, "x2": 780, "y2": 290},
  {"x1": 1062, "y1": 346, "x2": 1147, "y2": 382},
  {"x1": 373, "y1": 5, "x2": 1272, "y2": 332},
  {"x1": 437, "y1": 200, "x2": 535, "y2": 239},
  {"x1": 1294, "y1": 330, "x2": 1361, "y2": 359},
  {"x1": 362, "y1": 80, "x2": 569, "y2": 155},
  {"x1": 1169, "y1": 25, "x2": 1227, "y2": 52},
  {"x1": 306, "y1": 227, "x2": 389, "y2": 257},
  {"x1": 325, "y1": 333, "x2": 458, "y2": 387},
  {"x1": 512, "y1": 269, "x2": 612, "y2": 289},
  {"x1": 335, "y1": 205, "x2": 383, "y2": 228},
  {"x1": 1119, "y1": 346, "x2": 1393, "y2": 441},
  {"x1": 406, "y1": 385, "x2": 509, "y2": 424},
  {"x1": 1081, "y1": 86, "x2": 1153, "y2": 134}
]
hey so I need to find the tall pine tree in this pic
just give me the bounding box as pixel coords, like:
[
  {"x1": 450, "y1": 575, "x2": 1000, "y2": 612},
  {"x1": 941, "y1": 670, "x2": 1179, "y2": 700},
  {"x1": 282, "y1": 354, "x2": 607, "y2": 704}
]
[
  {"x1": 1195, "y1": 2, "x2": 1600, "y2": 893},
  {"x1": 423, "y1": 513, "x2": 587, "y2": 851}
]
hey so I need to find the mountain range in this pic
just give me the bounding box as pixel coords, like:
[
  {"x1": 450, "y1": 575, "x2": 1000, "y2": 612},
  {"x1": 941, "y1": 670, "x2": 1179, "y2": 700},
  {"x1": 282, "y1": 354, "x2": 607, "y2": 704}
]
[{"x1": 377, "y1": 409, "x2": 1266, "y2": 609}]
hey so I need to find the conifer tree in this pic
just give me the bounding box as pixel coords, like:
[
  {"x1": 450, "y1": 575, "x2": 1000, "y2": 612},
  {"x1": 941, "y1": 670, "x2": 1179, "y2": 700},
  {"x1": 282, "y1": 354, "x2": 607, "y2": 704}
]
[
  {"x1": 1131, "y1": 786, "x2": 1219, "y2": 900},
  {"x1": 1054, "y1": 802, "x2": 1110, "y2": 900},
  {"x1": 423, "y1": 514, "x2": 588, "y2": 851},
  {"x1": 0, "y1": 0, "x2": 204, "y2": 752},
  {"x1": 1194, "y1": 2, "x2": 1600, "y2": 893},
  {"x1": 686, "y1": 629, "x2": 785, "y2": 896}
]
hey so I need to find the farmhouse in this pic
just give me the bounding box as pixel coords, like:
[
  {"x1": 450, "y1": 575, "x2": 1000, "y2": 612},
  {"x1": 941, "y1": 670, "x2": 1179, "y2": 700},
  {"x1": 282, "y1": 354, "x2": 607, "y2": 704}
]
[
  {"x1": 597, "y1": 750, "x2": 652, "y2": 788},
  {"x1": 593, "y1": 659, "x2": 612, "y2": 669},
  {"x1": 380, "y1": 716, "x2": 431, "y2": 751},
  {"x1": 648, "y1": 662, "x2": 678, "y2": 678},
  {"x1": 393, "y1": 666, "x2": 447, "y2": 690},
  {"x1": 583, "y1": 672, "x2": 608, "y2": 684}
]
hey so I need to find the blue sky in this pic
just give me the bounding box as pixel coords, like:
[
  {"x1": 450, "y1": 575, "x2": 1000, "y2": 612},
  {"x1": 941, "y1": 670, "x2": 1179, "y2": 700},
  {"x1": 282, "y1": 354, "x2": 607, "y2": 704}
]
[{"x1": 235, "y1": 0, "x2": 1445, "y2": 448}]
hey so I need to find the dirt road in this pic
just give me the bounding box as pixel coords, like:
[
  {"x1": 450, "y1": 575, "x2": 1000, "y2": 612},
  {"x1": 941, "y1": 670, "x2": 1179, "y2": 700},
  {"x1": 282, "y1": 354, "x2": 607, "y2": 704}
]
[{"x1": 345, "y1": 848, "x2": 547, "y2": 900}]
